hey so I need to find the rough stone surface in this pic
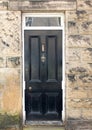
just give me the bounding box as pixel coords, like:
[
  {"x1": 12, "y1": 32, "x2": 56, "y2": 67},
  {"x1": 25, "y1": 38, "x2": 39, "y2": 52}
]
[
  {"x1": 66, "y1": 120, "x2": 92, "y2": 130},
  {"x1": 77, "y1": 0, "x2": 92, "y2": 10},
  {"x1": 66, "y1": 2, "x2": 92, "y2": 128},
  {"x1": 0, "y1": 11, "x2": 21, "y2": 129}
]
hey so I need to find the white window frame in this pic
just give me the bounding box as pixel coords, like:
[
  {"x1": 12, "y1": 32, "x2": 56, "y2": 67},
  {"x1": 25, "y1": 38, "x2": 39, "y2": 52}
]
[{"x1": 22, "y1": 13, "x2": 65, "y2": 124}]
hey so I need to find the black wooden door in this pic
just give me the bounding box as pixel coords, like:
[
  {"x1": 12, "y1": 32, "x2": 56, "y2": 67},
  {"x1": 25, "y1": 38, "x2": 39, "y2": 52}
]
[{"x1": 24, "y1": 30, "x2": 62, "y2": 121}]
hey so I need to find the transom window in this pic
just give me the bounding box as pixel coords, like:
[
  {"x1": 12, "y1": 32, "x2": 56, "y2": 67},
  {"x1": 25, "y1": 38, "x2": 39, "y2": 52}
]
[
  {"x1": 23, "y1": 13, "x2": 64, "y2": 30},
  {"x1": 25, "y1": 17, "x2": 61, "y2": 27}
]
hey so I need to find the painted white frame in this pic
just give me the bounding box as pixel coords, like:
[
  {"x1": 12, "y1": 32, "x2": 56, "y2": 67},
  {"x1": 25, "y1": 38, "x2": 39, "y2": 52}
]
[{"x1": 22, "y1": 13, "x2": 65, "y2": 124}]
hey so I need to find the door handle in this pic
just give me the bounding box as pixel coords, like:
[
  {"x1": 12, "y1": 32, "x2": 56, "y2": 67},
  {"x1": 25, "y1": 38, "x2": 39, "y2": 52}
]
[{"x1": 29, "y1": 86, "x2": 32, "y2": 91}]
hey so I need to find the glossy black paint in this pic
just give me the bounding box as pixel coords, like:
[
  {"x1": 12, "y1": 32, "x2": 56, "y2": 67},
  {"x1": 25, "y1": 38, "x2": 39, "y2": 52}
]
[{"x1": 24, "y1": 30, "x2": 62, "y2": 120}]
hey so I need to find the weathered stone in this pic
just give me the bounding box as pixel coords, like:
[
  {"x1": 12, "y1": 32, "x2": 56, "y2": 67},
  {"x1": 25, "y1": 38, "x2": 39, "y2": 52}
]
[
  {"x1": 77, "y1": 0, "x2": 92, "y2": 10},
  {"x1": 82, "y1": 109, "x2": 92, "y2": 119},
  {"x1": 67, "y1": 35, "x2": 92, "y2": 47},
  {"x1": 6, "y1": 57, "x2": 20, "y2": 68},
  {"x1": 0, "y1": 68, "x2": 21, "y2": 114},
  {"x1": 0, "y1": 113, "x2": 20, "y2": 129},
  {"x1": 66, "y1": 48, "x2": 81, "y2": 61},
  {"x1": 66, "y1": 61, "x2": 92, "y2": 75},
  {"x1": 0, "y1": 11, "x2": 21, "y2": 56},
  {"x1": 66, "y1": 89, "x2": 87, "y2": 99},
  {"x1": 79, "y1": 21, "x2": 92, "y2": 34},
  {"x1": 68, "y1": 99, "x2": 92, "y2": 108},
  {"x1": 66, "y1": 120, "x2": 92, "y2": 130},
  {"x1": 67, "y1": 109, "x2": 82, "y2": 119},
  {"x1": 87, "y1": 89, "x2": 92, "y2": 98},
  {"x1": 66, "y1": 11, "x2": 92, "y2": 34},
  {"x1": 8, "y1": 0, "x2": 76, "y2": 11},
  {"x1": 81, "y1": 48, "x2": 92, "y2": 61}
]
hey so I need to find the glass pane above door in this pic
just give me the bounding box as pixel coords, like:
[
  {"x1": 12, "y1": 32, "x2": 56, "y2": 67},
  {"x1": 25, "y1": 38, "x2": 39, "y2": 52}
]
[{"x1": 25, "y1": 17, "x2": 61, "y2": 27}]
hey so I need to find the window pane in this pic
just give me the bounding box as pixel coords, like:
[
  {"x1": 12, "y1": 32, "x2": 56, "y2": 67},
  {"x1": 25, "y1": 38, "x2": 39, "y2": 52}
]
[{"x1": 25, "y1": 17, "x2": 61, "y2": 26}]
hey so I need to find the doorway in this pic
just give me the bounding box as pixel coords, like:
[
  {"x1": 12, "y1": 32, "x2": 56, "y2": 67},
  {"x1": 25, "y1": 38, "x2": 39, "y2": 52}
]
[{"x1": 23, "y1": 13, "x2": 65, "y2": 122}]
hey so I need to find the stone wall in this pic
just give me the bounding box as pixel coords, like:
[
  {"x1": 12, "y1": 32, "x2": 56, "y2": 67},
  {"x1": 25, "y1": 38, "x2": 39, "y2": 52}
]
[
  {"x1": 0, "y1": 0, "x2": 92, "y2": 130},
  {"x1": 0, "y1": 11, "x2": 22, "y2": 129},
  {"x1": 66, "y1": 0, "x2": 92, "y2": 129}
]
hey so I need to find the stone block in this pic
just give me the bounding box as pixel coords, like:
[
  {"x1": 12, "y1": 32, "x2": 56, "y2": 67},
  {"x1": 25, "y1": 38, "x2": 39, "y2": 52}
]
[
  {"x1": 82, "y1": 109, "x2": 92, "y2": 119},
  {"x1": 66, "y1": 62, "x2": 92, "y2": 74},
  {"x1": 66, "y1": 35, "x2": 92, "y2": 48},
  {"x1": 8, "y1": 0, "x2": 76, "y2": 11},
  {"x1": 66, "y1": 89, "x2": 87, "y2": 99},
  {"x1": 66, "y1": 48, "x2": 81, "y2": 61},
  {"x1": 66, "y1": 10, "x2": 92, "y2": 21},
  {"x1": 81, "y1": 48, "x2": 92, "y2": 61},
  {"x1": 77, "y1": 0, "x2": 92, "y2": 10},
  {"x1": 87, "y1": 89, "x2": 92, "y2": 98},
  {"x1": 68, "y1": 99, "x2": 92, "y2": 108},
  {"x1": 66, "y1": 11, "x2": 92, "y2": 34},
  {"x1": 67, "y1": 109, "x2": 82, "y2": 119},
  {"x1": 66, "y1": 120, "x2": 92, "y2": 130},
  {"x1": 79, "y1": 21, "x2": 92, "y2": 34},
  {"x1": 66, "y1": 20, "x2": 79, "y2": 34},
  {"x1": 66, "y1": 47, "x2": 92, "y2": 62},
  {"x1": 0, "y1": 11, "x2": 21, "y2": 56},
  {"x1": 0, "y1": 68, "x2": 21, "y2": 114},
  {"x1": 6, "y1": 57, "x2": 20, "y2": 68}
]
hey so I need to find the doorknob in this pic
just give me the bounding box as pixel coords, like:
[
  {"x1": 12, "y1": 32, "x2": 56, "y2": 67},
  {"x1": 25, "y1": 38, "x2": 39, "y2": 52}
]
[{"x1": 29, "y1": 86, "x2": 32, "y2": 91}]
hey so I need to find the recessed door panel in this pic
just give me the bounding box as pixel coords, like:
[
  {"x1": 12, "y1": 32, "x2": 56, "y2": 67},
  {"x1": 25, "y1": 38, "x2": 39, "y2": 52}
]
[
  {"x1": 47, "y1": 36, "x2": 57, "y2": 81},
  {"x1": 24, "y1": 30, "x2": 62, "y2": 120},
  {"x1": 30, "y1": 36, "x2": 40, "y2": 81}
]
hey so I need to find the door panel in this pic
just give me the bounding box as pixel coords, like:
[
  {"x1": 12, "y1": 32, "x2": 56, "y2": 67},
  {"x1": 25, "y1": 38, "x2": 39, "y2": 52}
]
[
  {"x1": 24, "y1": 30, "x2": 62, "y2": 120},
  {"x1": 30, "y1": 36, "x2": 40, "y2": 81},
  {"x1": 47, "y1": 36, "x2": 57, "y2": 81}
]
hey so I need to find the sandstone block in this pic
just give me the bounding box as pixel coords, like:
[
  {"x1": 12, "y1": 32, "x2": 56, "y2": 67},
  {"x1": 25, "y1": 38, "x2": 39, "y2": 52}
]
[
  {"x1": 67, "y1": 109, "x2": 82, "y2": 119},
  {"x1": 81, "y1": 48, "x2": 92, "y2": 61},
  {"x1": 66, "y1": 47, "x2": 92, "y2": 62},
  {"x1": 67, "y1": 35, "x2": 92, "y2": 48},
  {"x1": 79, "y1": 21, "x2": 92, "y2": 34},
  {"x1": 66, "y1": 89, "x2": 87, "y2": 99},
  {"x1": 66, "y1": 62, "x2": 92, "y2": 74},
  {"x1": 8, "y1": 0, "x2": 76, "y2": 11},
  {"x1": 77, "y1": 0, "x2": 92, "y2": 10},
  {"x1": 68, "y1": 99, "x2": 92, "y2": 108},
  {"x1": 87, "y1": 89, "x2": 92, "y2": 98},
  {"x1": 66, "y1": 120, "x2": 92, "y2": 130},
  {"x1": 82, "y1": 109, "x2": 92, "y2": 119},
  {"x1": 66, "y1": 11, "x2": 92, "y2": 34},
  {"x1": 0, "y1": 11, "x2": 21, "y2": 56},
  {"x1": 0, "y1": 68, "x2": 21, "y2": 114},
  {"x1": 66, "y1": 48, "x2": 81, "y2": 61}
]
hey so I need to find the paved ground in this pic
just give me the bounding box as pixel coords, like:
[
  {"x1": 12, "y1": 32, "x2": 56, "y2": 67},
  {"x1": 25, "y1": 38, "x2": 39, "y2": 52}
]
[{"x1": 23, "y1": 126, "x2": 64, "y2": 130}]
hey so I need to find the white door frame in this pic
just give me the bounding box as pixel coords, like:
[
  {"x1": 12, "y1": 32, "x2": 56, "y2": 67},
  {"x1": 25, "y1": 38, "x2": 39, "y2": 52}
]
[{"x1": 22, "y1": 13, "x2": 65, "y2": 124}]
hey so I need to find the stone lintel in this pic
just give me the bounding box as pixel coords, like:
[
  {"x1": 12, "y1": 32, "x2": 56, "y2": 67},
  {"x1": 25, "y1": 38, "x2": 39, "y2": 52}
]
[{"x1": 8, "y1": 1, "x2": 76, "y2": 11}]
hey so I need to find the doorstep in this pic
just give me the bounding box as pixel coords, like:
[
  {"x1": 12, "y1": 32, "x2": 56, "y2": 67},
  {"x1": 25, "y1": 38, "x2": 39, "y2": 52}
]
[{"x1": 23, "y1": 126, "x2": 65, "y2": 130}]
